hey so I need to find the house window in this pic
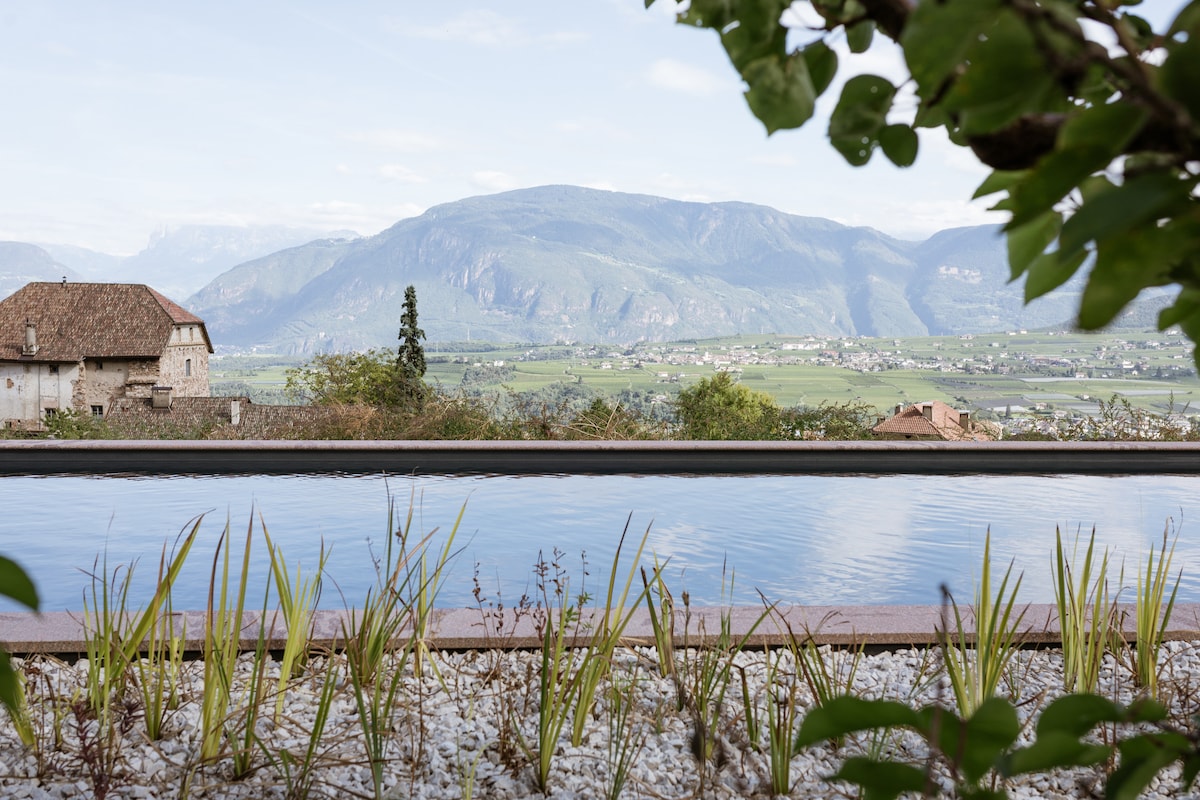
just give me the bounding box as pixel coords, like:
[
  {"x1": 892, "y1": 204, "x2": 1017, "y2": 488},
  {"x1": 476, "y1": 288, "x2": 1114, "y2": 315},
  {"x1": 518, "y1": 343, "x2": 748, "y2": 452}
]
[
  {"x1": 185, "y1": 358, "x2": 192, "y2": 377},
  {"x1": 43, "y1": 408, "x2": 57, "y2": 419},
  {"x1": 48, "y1": 365, "x2": 58, "y2": 375},
  {"x1": 94, "y1": 361, "x2": 103, "y2": 370},
  {"x1": 91, "y1": 405, "x2": 103, "y2": 418}
]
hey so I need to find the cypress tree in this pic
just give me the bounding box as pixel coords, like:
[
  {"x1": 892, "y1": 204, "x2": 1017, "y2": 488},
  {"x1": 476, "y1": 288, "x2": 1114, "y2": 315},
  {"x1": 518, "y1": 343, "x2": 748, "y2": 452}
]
[{"x1": 398, "y1": 285, "x2": 426, "y2": 378}]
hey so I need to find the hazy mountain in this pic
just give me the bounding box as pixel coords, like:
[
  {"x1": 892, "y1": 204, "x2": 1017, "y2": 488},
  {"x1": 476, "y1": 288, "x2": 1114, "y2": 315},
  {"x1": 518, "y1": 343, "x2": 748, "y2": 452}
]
[
  {"x1": 0, "y1": 242, "x2": 82, "y2": 299},
  {"x1": 113, "y1": 225, "x2": 360, "y2": 298},
  {"x1": 6, "y1": 226, "x2": 360, "y2": 301},
  {"x1": 36, "y1": 243, "x2": 123, "y2": 280},
  {"x1": 188, "y1": 186, "x2": 1090, "y2": 353}
]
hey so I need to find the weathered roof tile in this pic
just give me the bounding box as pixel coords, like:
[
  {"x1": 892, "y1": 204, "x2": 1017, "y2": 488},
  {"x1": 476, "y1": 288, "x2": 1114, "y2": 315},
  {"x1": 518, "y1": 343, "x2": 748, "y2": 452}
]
[{"x1": 0, "y1": 282, "x2": 211, "y2": 362}]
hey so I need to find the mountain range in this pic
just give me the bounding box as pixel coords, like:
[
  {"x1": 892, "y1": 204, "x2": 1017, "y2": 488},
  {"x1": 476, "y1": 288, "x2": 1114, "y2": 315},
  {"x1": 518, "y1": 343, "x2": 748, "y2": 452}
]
[{"x1": 0, "y1": 186, "x2": 1162, "y2": 352}]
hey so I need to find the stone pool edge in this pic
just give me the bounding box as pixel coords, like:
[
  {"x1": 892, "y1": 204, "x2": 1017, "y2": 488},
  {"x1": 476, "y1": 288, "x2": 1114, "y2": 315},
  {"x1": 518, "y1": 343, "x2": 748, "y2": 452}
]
[{"x1": 5, "y1": 604, "x2": 1200, "y2": 655}]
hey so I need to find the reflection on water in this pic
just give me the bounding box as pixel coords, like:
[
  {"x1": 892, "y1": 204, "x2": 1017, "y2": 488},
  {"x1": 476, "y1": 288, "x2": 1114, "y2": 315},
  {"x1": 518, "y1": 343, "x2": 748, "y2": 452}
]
[{"x1": 1, "y1": 473, "x2": 1197, "y2": 611}]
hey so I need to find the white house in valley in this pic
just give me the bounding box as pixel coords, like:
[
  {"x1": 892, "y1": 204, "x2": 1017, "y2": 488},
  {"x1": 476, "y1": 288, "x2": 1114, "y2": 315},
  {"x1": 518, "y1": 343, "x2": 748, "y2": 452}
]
[{"x1": 0, "y1": 281, "x2": 212, "y2": 428}]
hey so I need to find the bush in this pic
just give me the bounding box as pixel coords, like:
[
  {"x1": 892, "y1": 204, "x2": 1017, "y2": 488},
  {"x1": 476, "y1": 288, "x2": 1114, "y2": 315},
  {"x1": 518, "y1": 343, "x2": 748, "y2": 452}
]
[{"x1": 673, "y1": 372, "x2": 783, "y2": 440}]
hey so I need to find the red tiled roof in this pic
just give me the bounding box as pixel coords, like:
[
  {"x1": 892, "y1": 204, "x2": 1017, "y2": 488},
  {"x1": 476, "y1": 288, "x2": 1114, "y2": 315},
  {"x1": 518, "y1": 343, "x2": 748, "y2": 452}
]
[
  {"x1": 872, "y1": 401, "x2": 974, "y2": 441},
  {"x1": 0, "y1": 282, "x2": 211, "y2": 362}
]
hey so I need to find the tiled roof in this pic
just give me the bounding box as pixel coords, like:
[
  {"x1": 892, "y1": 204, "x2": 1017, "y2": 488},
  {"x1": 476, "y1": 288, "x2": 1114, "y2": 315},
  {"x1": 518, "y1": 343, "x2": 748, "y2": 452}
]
[
  {"x1": 0, "y1": 282, "x2": 211, "y2": 362},
  {"x1": 872, "y1": 401, "x2": 975, "y2": 441}
]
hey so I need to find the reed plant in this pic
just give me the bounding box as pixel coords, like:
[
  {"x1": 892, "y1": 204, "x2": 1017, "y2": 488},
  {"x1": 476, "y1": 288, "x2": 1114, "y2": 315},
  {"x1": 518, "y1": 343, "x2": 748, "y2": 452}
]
[
  {"x1": 1052, "y1": 526, "x2": 1117, "y2": 694},
  {"x1": 346, "y1": 650, "x2": 405, "y2": 800},
  {"x1": 521, "y1": 549, "x2": 591, "y2": 793},
  {"x1": 408, "y1": 499, "x2": 465, "y2": 680},
  {"x1": 260, "y1": 653, "x2": 341, "y2": 800},
  {"x1": 263, "y1": 522, "x2": 327, "y2": 720},
  {"x1": 200, "y1": 517, "x2": 256, "y2": 761},
  {"x1": 771, "y1": 609, "x2": 865, "y2": 712},
  {"x1": 941, "y1": 531, "x2": 1027, "y2": 717},
  {"x1": 81, "y1": 518, "x2": 201, "y2": 766},
  {"x1": 226, "y1": 591, "x2": 274, "y2": 780},
  {"x1": 763, "y1": 647, "x2": 802, "y2": 795},
  {"x1": 570, "y1": 518, "x2": 660, "y2": 747},
  {"x1": 676, "y1": 570, "x2": 767, "y2": 769},
  {"x1": 605, "y1": 663, "x2": 648, "y2": 800},
  {"x1": 1133, "y1": 526, "x2": 1181, "y2": 698},
  {"x1": 640, "y1": 557, "x2": 676, "y2": 679},
  {"x1": 339, "y1": 493, "x2": 451, "y2": 688}
]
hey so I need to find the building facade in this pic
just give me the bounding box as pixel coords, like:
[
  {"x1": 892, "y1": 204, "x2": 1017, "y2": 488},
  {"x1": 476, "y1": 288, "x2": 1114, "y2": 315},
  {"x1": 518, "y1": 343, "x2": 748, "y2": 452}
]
[{"x1": 0, "y1": 282, "x2": 212, "y2": 427}]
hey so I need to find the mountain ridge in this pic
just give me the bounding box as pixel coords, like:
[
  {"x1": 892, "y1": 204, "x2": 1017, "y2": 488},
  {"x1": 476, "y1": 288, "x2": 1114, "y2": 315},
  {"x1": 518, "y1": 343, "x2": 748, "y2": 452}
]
[{"x1": 2, "y1": 186, "x2": 1158, "y2": 352}]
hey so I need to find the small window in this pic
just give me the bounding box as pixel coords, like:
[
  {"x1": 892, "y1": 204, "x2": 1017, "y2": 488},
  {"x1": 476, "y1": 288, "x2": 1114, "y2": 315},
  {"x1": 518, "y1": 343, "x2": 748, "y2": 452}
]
[
  {"x1": 188, "y1": 327, "x2": 195, "y2": 341},
  {"x1": 43, "y1": 408, "x2": 57, "y2": 419},
  {"x1": 94, "y1": 361, "x2": 104, "y2": 370},
  {"x1": 91, "y1": 405, "x2": 103, "y2": 418},
  {"x1": 185, "y1": 358, "x2": 192, "y2": 377},
  {"x1": 48, "y1": 364, "x2": 58, "y2": 375}
]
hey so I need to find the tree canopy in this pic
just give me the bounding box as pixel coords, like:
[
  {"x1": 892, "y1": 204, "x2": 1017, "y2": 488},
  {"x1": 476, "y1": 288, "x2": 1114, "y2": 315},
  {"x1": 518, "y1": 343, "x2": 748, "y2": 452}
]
[{"x1": 647, "y1": 0, "x2": 1200, "y2": 362}]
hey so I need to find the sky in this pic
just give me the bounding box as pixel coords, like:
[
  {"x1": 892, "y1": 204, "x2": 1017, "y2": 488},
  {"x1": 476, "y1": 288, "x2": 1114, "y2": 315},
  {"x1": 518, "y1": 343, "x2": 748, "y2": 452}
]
[{"x1": 0, "y1": 1, "x2": 1181, "y2": 255}]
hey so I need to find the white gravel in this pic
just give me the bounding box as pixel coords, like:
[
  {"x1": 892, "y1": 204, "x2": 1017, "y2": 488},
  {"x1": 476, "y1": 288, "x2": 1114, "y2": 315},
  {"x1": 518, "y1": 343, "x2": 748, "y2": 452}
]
[{"x1": 1, "y1": 640, "x2": 1199, "y2": 799}]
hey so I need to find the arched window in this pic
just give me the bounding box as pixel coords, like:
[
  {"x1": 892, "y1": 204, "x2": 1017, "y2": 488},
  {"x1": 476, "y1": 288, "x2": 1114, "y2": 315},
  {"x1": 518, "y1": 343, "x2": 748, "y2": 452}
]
[{"x1": 185, "y1": 358, "x2": 192, "y2": 377}]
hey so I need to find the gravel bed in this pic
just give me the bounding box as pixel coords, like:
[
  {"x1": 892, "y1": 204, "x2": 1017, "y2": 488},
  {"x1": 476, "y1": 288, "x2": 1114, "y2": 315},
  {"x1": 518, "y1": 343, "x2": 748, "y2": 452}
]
[{"x1": 2, "y1": 641, "x2": 1199, "y2": 799}]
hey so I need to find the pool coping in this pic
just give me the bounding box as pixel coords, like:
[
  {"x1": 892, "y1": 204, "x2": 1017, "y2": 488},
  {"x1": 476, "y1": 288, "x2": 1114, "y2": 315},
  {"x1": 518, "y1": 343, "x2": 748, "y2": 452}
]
[
  {"x1": 4, "y1": 439, "x2": 1200, "y2": 475},
  {"x1": 5, "y1": 604, "x2": 1200, "y2": 655}
]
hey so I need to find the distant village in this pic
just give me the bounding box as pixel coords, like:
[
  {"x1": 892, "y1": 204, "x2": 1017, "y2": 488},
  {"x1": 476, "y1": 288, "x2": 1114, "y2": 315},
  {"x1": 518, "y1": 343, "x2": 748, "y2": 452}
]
[{"x1": 550, "y1": 331, "x2": 1196, "y2": 381}]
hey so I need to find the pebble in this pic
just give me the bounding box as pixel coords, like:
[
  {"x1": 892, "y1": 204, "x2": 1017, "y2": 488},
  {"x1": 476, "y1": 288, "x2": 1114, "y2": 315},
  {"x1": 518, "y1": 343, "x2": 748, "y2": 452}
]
[{"x1": 2, "y1": 644, "x2": 1200, "y2": 797}]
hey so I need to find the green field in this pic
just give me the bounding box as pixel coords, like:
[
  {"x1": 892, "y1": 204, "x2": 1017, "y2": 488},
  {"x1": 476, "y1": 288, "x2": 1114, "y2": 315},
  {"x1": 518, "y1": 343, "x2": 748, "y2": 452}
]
[{"x1": 211, "y1": 329, "x2": 1200, "y2": 418}]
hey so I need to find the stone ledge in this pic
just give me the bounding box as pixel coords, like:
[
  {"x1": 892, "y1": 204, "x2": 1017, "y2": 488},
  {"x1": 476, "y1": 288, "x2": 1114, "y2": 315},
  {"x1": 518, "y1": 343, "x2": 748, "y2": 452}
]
[{"x1": 4, "y1": 604, "x2": 1200, "y2": 655}]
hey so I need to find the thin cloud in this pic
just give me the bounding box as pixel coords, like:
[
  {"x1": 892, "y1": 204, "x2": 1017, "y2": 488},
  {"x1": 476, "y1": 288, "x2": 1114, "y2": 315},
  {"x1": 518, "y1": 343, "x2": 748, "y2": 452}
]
[
  {"x1": 378, "y1": 164, "x2": 427, "y2": 183},
  {"x1": 647, "y1": 58, "x2": 722, "y2": 96},
  {"x1": 402, "y1": 11, "x2": 521, "y2": 46}
]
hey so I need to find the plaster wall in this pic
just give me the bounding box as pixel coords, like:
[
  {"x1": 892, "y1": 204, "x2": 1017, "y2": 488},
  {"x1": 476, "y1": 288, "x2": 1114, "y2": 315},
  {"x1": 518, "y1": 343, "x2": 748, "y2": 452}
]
[{"x1": 0, "y1": 362, "x2": 82, "y2": 423}]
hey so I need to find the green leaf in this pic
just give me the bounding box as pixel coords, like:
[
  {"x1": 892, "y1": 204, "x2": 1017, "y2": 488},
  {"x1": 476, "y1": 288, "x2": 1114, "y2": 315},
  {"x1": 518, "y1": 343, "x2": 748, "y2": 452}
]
[
  {"x1": 1078, "y1": 235, "x2": 1172, "y2": 330},
  {"x1": 879, "y1": 124, "x2": 918, "y2": 167},
  {"x1": 1007, "y1": 210, "x2": 1061, "y2": 280},
  {"x1": 1007, "y1": 149, "x2": 1104, "y2": 228},
  {"x1": 1110, "y1": 733, "x2": 1192, "y2": 800},
  {"x1": 1004, "y1": 732, "x2": 1110, "y2": 776},
  {"x1": 794, "y1": 696, "x2": 920, "y2": 748},
  {"x1": 802, "y1": 39, "x2": 838, "y2": 96},
  {"x1": 973, "y1": 170, "x2": 1028, "y2": 200},
  {"x1": 846, "y1": 19, "x2": 874, "y2": 53},
  {"x1": 1059, "y1": 172, "x2": 1186, "y2": 260},
  {"x1": 1160, "y1": 36, "x2": 1200, "y2": 122},
  {"x1": 0, "y1": 650, "x2": 20, "y2": 719},
  {"x1": 930, "y1": 698, "x2": 1019, "y2": 785},
  {"x1": 941, "y1": 10, "x2": 1060, "y2": 136},
  {"x1": 1059, "y1": 102, "x2": 1147, "y2": 150},
  {"x1": 833, "y1": 758, "x2": 926, "y2": 800},
  {"x1": 743, "y1": 52, "x2": 818, "y2": 133},
  {"x1": 0, "y1": 557, "x2": 37, "y2": 611},
  {"x1": 1025, "y1": 249, "x2": 1086, "y2": 302},
  {"x1": 1159, "y1": 289, "x2": 1200, "y2": 330},
  {"x1": 1183, "y1": 752, "x2": 1200, "y2": 789},
  {"x1": 902, "y1": 0, "x2": 1002, "y2": 99},
  {"x1": 828, "y1": 74, "x2": 896, "y2": 166},
  {"x1": 1168, "y1": 1, "x2": 1200, "y2": 37},
  {"x1": 1007, "y1": 103, "x2": 1147, "y2": 228}
]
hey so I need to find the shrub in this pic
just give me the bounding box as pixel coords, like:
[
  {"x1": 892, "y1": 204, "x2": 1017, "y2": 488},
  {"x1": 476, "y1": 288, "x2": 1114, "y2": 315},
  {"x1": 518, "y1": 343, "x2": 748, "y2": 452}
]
[{"x1": 673, "y1": 372, "x2": 783, "y2": 440}]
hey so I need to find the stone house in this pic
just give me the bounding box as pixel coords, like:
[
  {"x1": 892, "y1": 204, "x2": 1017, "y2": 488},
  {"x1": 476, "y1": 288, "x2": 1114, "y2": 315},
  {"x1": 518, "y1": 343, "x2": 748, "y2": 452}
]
[
  {"x1": 871, "y1": 400, "x2": 996, "y2": 441},
  {"x1": 0, "y1": 281, "x2": 212, "y2": 427}
]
